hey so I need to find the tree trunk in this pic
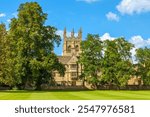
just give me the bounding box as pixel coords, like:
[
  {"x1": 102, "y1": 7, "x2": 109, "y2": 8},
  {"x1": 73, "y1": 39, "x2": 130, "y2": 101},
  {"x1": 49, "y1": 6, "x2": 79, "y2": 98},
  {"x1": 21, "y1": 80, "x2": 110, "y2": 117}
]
[{"x1": 35, "y1": 77, "x2": 42, "y2": 90}]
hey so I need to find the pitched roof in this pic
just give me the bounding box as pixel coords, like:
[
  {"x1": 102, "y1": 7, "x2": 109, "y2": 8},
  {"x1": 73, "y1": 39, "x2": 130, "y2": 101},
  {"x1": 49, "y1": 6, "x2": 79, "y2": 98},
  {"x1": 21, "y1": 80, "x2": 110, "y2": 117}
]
[{"x1": 58, "y1": 56, "x2": 72, "y2": 64}]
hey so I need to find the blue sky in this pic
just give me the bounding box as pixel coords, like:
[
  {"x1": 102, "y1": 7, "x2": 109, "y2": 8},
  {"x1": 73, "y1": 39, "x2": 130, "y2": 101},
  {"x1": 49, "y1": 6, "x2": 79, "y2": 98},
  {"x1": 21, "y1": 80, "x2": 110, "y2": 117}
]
[{"x1": 0, "y1": 0, "x2": 150, "y2": 56}]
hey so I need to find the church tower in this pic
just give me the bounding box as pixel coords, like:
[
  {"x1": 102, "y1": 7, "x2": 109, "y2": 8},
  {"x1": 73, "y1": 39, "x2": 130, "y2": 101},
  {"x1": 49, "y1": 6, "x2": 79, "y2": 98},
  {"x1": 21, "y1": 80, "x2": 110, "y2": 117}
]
[
  {"x1": 54, "y1": 28, "x2": 83, "y2": 86},
  {"x1": 63, "y1": 28, "x2": 82, "y2": 56}
]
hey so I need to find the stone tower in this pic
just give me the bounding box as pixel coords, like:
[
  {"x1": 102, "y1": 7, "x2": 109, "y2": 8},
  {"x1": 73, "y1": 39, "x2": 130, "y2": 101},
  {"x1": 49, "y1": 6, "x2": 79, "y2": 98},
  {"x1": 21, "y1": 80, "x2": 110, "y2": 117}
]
[{"x1": 63, "y1": 28, "x2": 82, "y2": 56}]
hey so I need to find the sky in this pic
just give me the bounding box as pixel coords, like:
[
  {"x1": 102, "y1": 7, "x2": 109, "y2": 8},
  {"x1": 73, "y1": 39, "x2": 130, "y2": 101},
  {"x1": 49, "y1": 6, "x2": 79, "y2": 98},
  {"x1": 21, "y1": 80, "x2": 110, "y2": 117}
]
[{"x1": 0, "y1": 0, "x2": 150, "y2": 56}]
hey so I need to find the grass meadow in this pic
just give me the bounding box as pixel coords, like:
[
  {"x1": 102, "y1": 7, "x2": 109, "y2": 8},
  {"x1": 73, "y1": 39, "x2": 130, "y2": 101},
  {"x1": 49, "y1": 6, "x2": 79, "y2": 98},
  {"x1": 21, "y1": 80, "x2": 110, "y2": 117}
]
[{"x1": 0, "y1": 90, "x2": 150, "y2": 100}]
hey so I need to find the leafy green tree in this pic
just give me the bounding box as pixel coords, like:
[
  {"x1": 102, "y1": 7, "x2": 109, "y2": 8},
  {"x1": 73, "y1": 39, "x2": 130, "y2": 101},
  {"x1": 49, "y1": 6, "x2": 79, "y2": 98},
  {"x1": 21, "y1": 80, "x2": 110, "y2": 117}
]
[
  {"x1": 101, "y1": 38, "x2": 134, "y2": 88},
  {"x1": 0, "y1": 24, "x2": 13, "y2": 87},
  {"x1": 136, "y1": 47, "x2": 150, "y2": 85},
  {"x1": 8, "y1": 2, "x2": 65, "y2": 90},
  {"x1": 0, "y1": 23, "x2": 7, "y2": 84},
  {"x1": 79, "y1": 34, "x2": 103, "y2": 88}
]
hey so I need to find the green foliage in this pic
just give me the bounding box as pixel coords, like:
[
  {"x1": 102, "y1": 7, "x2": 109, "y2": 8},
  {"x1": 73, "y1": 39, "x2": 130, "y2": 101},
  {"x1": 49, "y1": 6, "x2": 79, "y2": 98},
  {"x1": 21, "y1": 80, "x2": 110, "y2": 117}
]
[
  {"x1": 0, "y1": 24, "x2": 14, "y2": 86},
  {"x1": 136, "y1": 48, "x2": 150, "y2": 85},
  {"x1": 2, "y1": 2, "x2": 65, "y2": 90},
  {"x1": 101, "y1": 38, "x2": 134, "y2": 87},
  {"x1": 79, "y1": 34, "x2": 103, "y2": 88},
  {"x1": 0, "y1": 24, "x2": 7, "y2": 84},
  {"x1": 79, "y1": 36, "x2": 134, "y2": 88}
]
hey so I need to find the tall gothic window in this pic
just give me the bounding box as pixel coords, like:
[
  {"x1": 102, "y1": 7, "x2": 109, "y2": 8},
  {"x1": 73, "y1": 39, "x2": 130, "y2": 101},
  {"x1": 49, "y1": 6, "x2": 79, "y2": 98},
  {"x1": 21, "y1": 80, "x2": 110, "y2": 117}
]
[
  {"x1": 75, "y1": 45, "x2": 79, "y2": 52},
  {"x1": 67, "y1": 45, "x2": 71, "y2": 53}
]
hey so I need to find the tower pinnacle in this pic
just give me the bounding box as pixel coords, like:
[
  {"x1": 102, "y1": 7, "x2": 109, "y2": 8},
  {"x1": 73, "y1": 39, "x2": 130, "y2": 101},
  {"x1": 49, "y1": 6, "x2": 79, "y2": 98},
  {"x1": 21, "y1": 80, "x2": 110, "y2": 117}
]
[
  {"x1": 71, "y1": 29, "x2": 74, "y2": 37},
  {"x1": 78, "y1": 27, "x2": 82, "y2": 39},
  {"x1": 63, "y1": 27, "x2": 66, "y2": 39}
]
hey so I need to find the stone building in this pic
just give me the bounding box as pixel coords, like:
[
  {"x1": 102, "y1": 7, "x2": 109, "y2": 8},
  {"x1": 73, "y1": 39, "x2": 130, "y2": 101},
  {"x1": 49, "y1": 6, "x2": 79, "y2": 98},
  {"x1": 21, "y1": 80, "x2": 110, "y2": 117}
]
[{"x1": 53, "y1": 28, "x2": 83, "y2": 86}]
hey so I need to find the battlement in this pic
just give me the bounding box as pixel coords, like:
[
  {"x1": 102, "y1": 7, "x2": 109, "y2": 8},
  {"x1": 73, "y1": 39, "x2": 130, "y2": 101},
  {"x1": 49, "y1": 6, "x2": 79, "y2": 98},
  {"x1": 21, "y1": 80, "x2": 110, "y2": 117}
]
[
  {"x1": 63, "y1": 28, "x2": 82, "y2": 40},
  {"x1": 63, "y1": 28, "x2": 82, "y2": 56}
]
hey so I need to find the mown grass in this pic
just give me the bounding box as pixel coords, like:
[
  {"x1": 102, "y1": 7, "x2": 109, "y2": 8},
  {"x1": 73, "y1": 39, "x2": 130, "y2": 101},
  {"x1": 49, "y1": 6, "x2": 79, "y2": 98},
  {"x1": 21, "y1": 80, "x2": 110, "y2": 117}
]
[{"x1": 0, "y1": 90, "x2": 150, "y2": 100}]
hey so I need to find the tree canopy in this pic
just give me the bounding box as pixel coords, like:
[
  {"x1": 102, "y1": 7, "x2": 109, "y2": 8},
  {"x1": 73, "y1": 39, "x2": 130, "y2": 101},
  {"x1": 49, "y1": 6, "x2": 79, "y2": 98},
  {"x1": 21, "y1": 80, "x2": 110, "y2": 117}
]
[
  {"x1": 0, "y1": 2, "x2": 65, "y2": 90},
  {"x1": 136, "y1": 47, "x2": 150, "y2": 85},
  {"x1": 101, "y1": 38, "x2": 134, "y2": 88},
  {"x1": 78, "y1": 34, "x2": 103, "y2": 88},
  {"x1": 0, "y1": 24, "x2": 7, "y2": 84},
  {"x1": 79, "y1": 35, "x2": 134, "y2": 89}
]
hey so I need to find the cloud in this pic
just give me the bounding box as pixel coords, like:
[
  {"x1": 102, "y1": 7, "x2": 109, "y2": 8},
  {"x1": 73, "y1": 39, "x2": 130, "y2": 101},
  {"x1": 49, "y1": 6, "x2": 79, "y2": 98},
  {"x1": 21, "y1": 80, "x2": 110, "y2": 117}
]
[
  {"x1": 101, "y1": 33, "x2": 150, "y2": 49},
  {"x1": 100, "y1": 33, "x2": 150, "y2": 48},
  {"x1": 0, "y1": 13, "x2": 6, "y2": 17},
  {"x1": 76, "y1": 0, "x2": 99, "y2": 3},
  {"x1": 56, "y1": 30, "x2": 64, "y2": 38},
  {"x1": 7, "y1": 19, "x2": 11, "y2": 23},
  {"x1": 106, "y1": 12, "x2": 120, "y2": 21},
  {"x1": 129, "y1": 35, "x2": 150, "y2": 62},
  {"x1": 12, "y1": 12, "x2": 18, "y2": 18},
  {"x1": 56, "y1": 30, "x2": 78, "y2": 39},
  {"x1": 129, "y1": 35, "x2": 150, "y2": 48},
  {"x1": 100, "y1": 33, "x2": 115, "y2": 41},
  {"x1": 117, "y1": 0, "x2": 150, "y2": 15}
]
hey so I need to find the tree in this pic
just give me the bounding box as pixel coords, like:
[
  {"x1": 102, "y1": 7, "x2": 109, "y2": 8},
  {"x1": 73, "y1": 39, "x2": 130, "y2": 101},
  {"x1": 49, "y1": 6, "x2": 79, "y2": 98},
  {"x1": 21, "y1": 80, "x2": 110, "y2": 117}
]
[
  {"x1": 101, "y1": 38, "x2": 134, "y2": 88},
  {"x1": 0, "y1": 24, "x2": 13, "y2": 87},
  {"x1": 78, "y1": 34, "x2": 103, "y2": 88},
  {"x1": 8, "y1": 2, "x2": 65, "y2": 90},
  {"x1": 0, "y1": 24, "x2": 7, "y2": 84},
  {"x1": 136, "y1": 47, "x2": 150, "y2": 85}
]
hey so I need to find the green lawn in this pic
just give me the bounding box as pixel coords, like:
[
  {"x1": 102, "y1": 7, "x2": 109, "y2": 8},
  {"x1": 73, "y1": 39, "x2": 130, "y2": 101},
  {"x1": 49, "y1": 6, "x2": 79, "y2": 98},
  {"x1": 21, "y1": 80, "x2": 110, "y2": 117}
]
[{"x1": 0, "y1": 90, "x2": 150, "y2": 100}]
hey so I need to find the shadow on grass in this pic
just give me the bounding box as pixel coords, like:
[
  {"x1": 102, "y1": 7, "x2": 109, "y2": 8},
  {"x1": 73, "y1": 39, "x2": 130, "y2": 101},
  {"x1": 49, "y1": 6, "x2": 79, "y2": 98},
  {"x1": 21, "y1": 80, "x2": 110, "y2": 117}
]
[
  {"x1": 0, "y1": 89, "x2": 150, "y2": 94},
  {"x1": 0, "y1": 89, "x2": 93, "y2": 93}
]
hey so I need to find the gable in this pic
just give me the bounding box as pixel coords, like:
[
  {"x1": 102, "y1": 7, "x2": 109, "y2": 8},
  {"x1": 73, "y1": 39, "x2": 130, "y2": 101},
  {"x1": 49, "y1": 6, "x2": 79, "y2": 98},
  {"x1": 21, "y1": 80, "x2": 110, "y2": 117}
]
[
  {"x1": 67, "y1": 55, "x2": 78, "y2": 64},
  {"x1": 58, "y1": 56, "x2": 72, "y2": 64}
]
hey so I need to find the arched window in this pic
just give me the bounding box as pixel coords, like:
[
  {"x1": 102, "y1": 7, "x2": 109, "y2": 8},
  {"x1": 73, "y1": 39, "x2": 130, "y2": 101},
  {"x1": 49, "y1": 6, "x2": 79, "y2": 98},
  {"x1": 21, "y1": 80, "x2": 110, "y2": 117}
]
[
  {"x1": 75, "y1": 45, "x2": 79, "y2": 52},
  {"x1": 67, "y1": 45, "x2": 71, "y2": 53}
]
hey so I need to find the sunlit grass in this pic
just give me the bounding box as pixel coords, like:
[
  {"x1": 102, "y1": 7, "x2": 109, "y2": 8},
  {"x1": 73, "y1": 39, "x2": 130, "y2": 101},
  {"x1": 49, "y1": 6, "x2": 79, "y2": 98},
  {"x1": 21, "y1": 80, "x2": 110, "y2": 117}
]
[{"x1": 0, "y1": 90, "x2": 150, "y2": 100}]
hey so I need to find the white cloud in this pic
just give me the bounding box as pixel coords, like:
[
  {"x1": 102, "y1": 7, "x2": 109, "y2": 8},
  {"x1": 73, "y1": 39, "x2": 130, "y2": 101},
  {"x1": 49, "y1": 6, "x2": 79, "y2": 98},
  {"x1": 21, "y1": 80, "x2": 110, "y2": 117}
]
[
  {"x1": 130, "y1": 47, "x2": 137, "y2": 63},
  {"x1": 56, "y1": 30, "x2": 78, "y2": 39},
  {"x1": 0, "y1": 13, "x2": 6, "y2": 17},
  {"x1": 12, "y1": 12, "x2": 18, "y2": 18},
  {"x1": 106, "y1": 12, "x2": 120, "y2": 21},
  {"x1": 129, "y1": 35, "x2": 150, "y2": 48},
  {"x1": 7, "y1": 19, "x2": 11, "y2": 23},
  {"x1": 117, "y1": 0, "x2": 150, "y2": 15},
  {"x1": 129, "y1": 35, "x2": 150, "y2": 62},
  {"x1": 56, "y1": 30, "x2": 64, "y2": 38},
  {"x1": 101, "y1": 33, "x2": 150, "y2": 48},
  {"x1": 76, "y1": 0, "x2": 99, "y2": 3},
  {"x1": 100, "y1": 33, "x2": 115, "y2": 41}
]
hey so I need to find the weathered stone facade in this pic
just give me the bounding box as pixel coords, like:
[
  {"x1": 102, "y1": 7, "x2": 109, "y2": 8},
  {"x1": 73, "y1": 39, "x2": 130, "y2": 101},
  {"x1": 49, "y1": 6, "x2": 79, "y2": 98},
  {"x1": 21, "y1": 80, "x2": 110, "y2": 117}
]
[{"x1": 53, "y1": 28, "x2": 82, "y2": 86}]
